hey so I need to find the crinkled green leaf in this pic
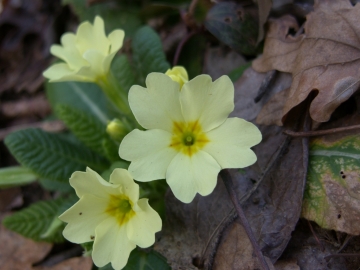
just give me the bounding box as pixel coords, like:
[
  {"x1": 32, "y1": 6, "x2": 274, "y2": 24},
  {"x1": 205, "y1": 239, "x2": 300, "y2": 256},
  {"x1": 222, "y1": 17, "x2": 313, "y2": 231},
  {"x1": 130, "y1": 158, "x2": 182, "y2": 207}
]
[
  {"x1": 2, "y1": 196, "x2": 76, "y2": 243},
  {"x1": 62, "y1": 0, "x2": 141, "y2": 38},
  {"x1": 0, "y1": 166, "x2": 37, "y2": 188},
  {"x1": 302, "y1": 135, "x2": 360, "y2": 235},
  {"x1": 46, "y1": 81, "x2": 113, "y2": 125},
  {"x1": 99, "y1": 249, "x2": 171, "y2": 270},
  {"x1": 55, "y1": 104, "x2": 109, "y2": 157},
  {"x1": 111, "y1": 55, "x2": 137, "y2": 93},
  {"x1": 205, "y1": 2, "x2": 259, "y2": 55},
  {"x1": 132, "y1": 26, "x2": 170, "y2": 85},
  {"x1": 4, "y1": 129, "x2": 109, "y2": 183}
]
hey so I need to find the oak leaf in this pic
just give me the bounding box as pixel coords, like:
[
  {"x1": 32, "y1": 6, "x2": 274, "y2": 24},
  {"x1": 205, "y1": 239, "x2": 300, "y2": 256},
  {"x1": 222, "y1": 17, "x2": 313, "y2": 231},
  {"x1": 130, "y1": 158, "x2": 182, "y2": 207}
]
[{"x1": 253, "y1": 0, "x2": 360, "y2": 124}]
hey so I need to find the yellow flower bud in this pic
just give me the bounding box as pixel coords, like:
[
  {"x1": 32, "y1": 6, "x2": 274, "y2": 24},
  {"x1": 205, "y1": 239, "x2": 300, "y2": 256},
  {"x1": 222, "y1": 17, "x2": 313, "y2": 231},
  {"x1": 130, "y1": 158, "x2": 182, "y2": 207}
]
[
  {"x1": 106, "y1": 119, "x2": 128, "y2": 142},
  {"x1": 165, "y1": 66, "x2": 189, "y2": 89}
]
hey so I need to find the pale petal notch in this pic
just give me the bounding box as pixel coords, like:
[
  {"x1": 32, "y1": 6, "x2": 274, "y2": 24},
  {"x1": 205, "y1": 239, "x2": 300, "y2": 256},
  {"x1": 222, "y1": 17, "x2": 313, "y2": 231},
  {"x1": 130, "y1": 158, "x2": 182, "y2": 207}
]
[
  {"x1": 128, "y1": 73, "x2": 183, "y2": 132},
  {"x1": 119, "y1": 129, "x2": 177, "y2": 181},
  {"x1": 50, "y1": 34, "x2": 86, "y2": 70},
  {"x1": 108, "y1": 29, "x2": 125, "y2": 54},
  {"x1": 126, "y1": 198, "x2": 162, "y2": 248},
  {"x1": 181, "y1": 75, "x2": 234, "y2": 132},
  {"x1": 109, "y1": 168, "x2": 139, "y2": 202},
  {"x1": 70, "y1": 168, "x2": 118, "y2": 199},
  {"x1": 59, "y1": 194, "x2": 108, "y2": 243},
  {"x1": 166, "y1": 151, "x2": 221, "y2": 203},
  {"x1": 203, "y1": 118, "x2": 261, "y2": 168}
]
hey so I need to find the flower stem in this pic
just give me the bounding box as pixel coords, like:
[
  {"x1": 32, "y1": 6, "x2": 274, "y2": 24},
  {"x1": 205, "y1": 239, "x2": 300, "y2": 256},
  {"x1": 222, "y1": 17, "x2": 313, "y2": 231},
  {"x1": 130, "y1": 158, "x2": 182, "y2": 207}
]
[
  {"x1": 96, "y1": 72, "x2": 132, "y2": 117},
  {"x1": 220, "y1": 169, "x2": 270, "y2": 270},
  {"x1": 283, "y1": 124, "x2": 360, "y2": 137}
]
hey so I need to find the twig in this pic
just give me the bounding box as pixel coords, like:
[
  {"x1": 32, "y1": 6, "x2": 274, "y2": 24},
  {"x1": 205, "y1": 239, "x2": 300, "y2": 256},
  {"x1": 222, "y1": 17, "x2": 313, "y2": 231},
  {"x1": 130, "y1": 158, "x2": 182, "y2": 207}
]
[
  {"x1": 173, "y1": 30, "x2": 197, "y2": 66},
  {"x1": 307, "y1": 220, "x2": 325, "y2": 252},
  {"x1": 0, "y1": 120, "x2": 66, "y2": 140},
  {"x1": 325, "y1": 253, "x2": 360, "y2": 261},
  {"x1": 284, "y1": 124, "x2": 360, "y2": 137},
  {"x1": 337, "y1": 235, "x2": 353, "y2": 253},
  {"x1": 188, "y1": 0, "x2": 199, "y2": 17},
  {"x1": 220, "y1": 170, "x2": 270, "y2": 270}
]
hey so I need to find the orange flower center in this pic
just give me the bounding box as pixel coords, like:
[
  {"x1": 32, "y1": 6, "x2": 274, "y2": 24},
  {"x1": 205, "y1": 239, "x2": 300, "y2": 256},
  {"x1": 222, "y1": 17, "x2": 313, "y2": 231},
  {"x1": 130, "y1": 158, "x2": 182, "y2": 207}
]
[{"x1": 169, "y1": 120, "x2": 209, "y2": 156}]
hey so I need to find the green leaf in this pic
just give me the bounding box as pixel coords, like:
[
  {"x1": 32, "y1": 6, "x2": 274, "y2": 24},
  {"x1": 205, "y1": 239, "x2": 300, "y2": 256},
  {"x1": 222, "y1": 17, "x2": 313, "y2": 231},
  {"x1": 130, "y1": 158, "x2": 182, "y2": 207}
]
[
  {"x1": 205, "y1": 2, "x2": 259, "y2": 55},
  {"x1": 39, "y1": 178, "x2": 73, "y2": 193},
  {"x1": 46, "y1": 81, "x2": 113, "y2": 125},
  {"x1": 62, "y1": 0, "x2": 142, "y2": 38},
  {"x1": 302, "y1": 135, "x2": 360, "y2": 235},
  {"x1": 177, "y1": 35, "x2": 206, "y2": 79},
  {"x1": 55, "y1": 104, "x2": 109, "y2": 156},
  {"x1": 132, "y1": 26, "x2": 170, "y2": 85},
  {"x1": 101, "y1": 161, "x2": 129, "y2": 181},
  {"x1": 5, "y1": 129, "x2": 109, "y2": 183},
  {"x1": 0, "y1": 166, "x2": 37, "y2": 188},
  {"x1": 111, "y1": 55, "x2": 137, "y2": 93},
  {"x1": 2, "y1": 196, "x2": 76, "y2": 243},
  {"x1": 228, "y1": 62, "x2": 251, "y2": 82},
  {"x1": 99, "y1": 249, "x2": 171, "y2": 270}
]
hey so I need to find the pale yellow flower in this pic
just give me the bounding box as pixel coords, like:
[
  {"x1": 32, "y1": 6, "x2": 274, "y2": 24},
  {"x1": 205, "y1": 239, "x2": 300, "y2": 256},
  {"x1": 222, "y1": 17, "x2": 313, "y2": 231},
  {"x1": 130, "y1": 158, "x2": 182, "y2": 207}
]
[
  {"x1": 119, "y1": 73, "x2": 262, "y2": 203},
  {"x1": 59, "y1": 168, "x2": 161, "y2": 270},
  {"x1": 43, "y1": 16, "x2": 124, "y2": 82},
  {"x1": 165, "y1": 66, "x2": 188, "y2": 88}
]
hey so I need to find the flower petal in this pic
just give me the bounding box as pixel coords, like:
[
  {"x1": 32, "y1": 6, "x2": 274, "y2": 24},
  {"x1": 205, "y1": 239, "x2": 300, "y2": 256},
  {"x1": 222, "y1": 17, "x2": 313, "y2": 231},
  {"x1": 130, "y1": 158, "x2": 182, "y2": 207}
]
[
  {"x1": 126, "y1": 198, "x2": 162, "y2": 248},
  {"x1": 119, "y1": 129, "x2": 177, "y2": 181},
  {"x1": 128, "y1": 73, "x2": 183, "y2": 132},
  {"x1": 59, "y1": 194, "x2": 108, "y2": 243},
  {"x1": 180, "y1": 75, "x2": 234, "y2": 132},
  {"x1": 75, "y1": 16, "x2": 110, "y2": 56},
  {"x1": 83, "y1": 49, "x2": 106, "y2": 76},
  {"x1": 70, "y1": 167, "x2": 118, "y2": 199},
  {"x1": 109, "y1": 168, "x2": 139, "y2": 202},
  {"x1": 92, "y1": 218, "x2": 136, "y2": 269},
  {"x1": 108, "y1": 29, "x2": 125, "y2": 54},
  {"x1": 102, "y1": 51, "x2": 117, "y2": 75},
  {"x1": 50, "y1": 34, "x2": 86, "y2": 70},
  {"x1": 42, "y1": 63, "x2": 91, "y2": 82},
  {"x1": 203, "y1": 118, "x2": 262, "y2": 168},
  {"x1": 166, "y1": 151, "x2": 221, "y2": 203}
]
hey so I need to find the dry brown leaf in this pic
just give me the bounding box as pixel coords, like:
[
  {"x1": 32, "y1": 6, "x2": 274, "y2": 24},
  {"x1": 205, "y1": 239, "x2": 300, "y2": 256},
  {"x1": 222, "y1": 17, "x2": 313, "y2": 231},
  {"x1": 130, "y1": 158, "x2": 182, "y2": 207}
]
[
  {"x1": 33, "y1": 257, "x2": 92, "y2": 270},
  {"x1": 213, "y1": 221, "x2": 275, "y2": 270},
  {"x1": 274, "y1": 258, "x2": 300, "y2": 270},
  {"x1": 253, "y1": 0, "x2": 360, "y2": 124},
  {"x1": 256, "y1": 88, "x2": 290, "y2": 126},
  {"x1": 0, "y1": 222, "x2": 52, "y2": 270}
]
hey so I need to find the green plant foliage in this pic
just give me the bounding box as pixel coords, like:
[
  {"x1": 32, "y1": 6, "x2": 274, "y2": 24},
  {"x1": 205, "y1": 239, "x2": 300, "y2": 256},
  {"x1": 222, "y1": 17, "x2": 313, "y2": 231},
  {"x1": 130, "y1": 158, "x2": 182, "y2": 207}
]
[
  {"x1": 2, "y1": 196, "x2": 76, "y2": 243},
  {"x1": 111, "y1": 55, "x2": 137, "y2": 93},
  {"x1": 46, "y1": 81, "x2": 113, "y2": 125},
  {"x1": 0, "y1": 166, "x2": 37, "y2": 188},
  {"x1": 5, "y1": 129, "x2": 109, "y2": 183},
  {"x1": 132, "y1": 26, "x2": 171, "y2": 85},
  {"x1": 102, "y1": 137, "x2": 121, "y2": 163},
  {"x1": 302, "y1": 135, "x2": 360, "y2": 234},
  {"x1": 205, "y1": 2, "x2": 259, "y2": 55},
  {"x1": 99, "y1": 249, "x2": 171, "y2": 270},
  {"x1": 55, "y1": 104, "x2": 109, "y2": 157},
  {"x1": 101, "y1": 161, "x2": 129, "y2": 181},
  {"x1": 62, "y1": 0, "x2": 142, "y2": 37},
  {"x1": 39, "y1": 178, "x2": 73, "y2": 193},
  {"x1": 178, "y1": 35, "x2": 206, "y2": 79},
  {"x1": 228, "y1": 62, "x2": 251, "y2": 82}
]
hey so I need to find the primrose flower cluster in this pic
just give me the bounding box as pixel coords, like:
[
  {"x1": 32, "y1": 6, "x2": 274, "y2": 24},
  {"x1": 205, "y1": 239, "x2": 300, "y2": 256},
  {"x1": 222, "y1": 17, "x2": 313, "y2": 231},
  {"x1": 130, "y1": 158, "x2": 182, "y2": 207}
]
[{"x1": 44, "y1": 16, "x2": 262, "y2": 270}]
